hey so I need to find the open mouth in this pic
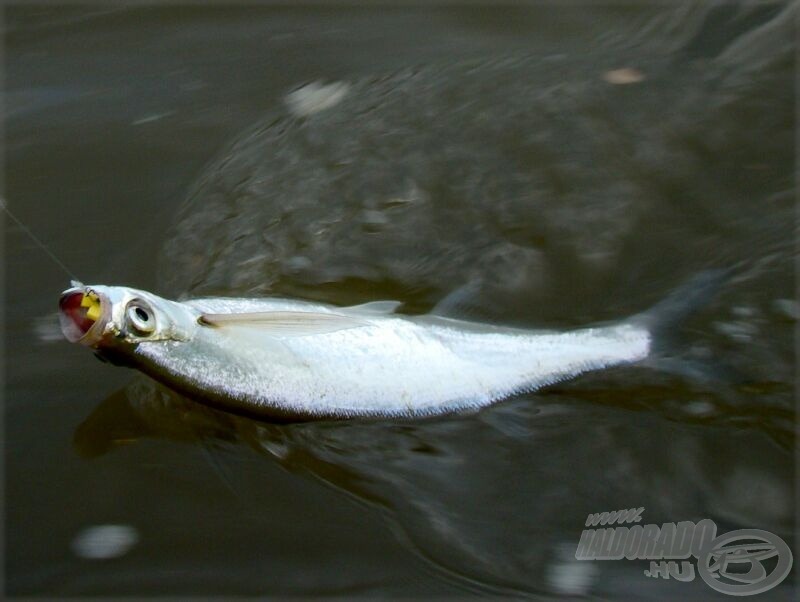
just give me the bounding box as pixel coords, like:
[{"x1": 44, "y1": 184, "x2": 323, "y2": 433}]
[{"x1": 59, "y1": 289, "x2": 104, "y2": 343}]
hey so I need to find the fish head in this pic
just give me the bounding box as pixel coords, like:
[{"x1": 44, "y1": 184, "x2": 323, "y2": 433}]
[{"x1": 58, "y1": 285, "x2": 198, "y2": 352}]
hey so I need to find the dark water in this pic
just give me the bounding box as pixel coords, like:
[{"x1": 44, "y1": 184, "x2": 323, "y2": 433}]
[{"x1": 5, "y1": 4, "x2": 796, "y2": 598}]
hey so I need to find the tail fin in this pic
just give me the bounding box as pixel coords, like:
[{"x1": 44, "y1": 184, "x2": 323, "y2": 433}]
[
  {"x1": 628, "y1": 269, "x2": 735, "y2": 384},
  {"x1": 631, "y1": 269, "x2": 732, "y2": 357}
]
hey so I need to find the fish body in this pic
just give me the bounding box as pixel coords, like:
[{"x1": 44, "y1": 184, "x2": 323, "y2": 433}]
[
  {"x1": 58, "y1": 276, "x2": 720, "y2": 420},
  {"x1": 152, "y1": 296, "x2": 650, "y2": 418}
]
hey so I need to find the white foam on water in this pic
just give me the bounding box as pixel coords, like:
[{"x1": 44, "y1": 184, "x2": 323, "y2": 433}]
[
  {"x1": 285, "y1": 81, "x2": 349, "y2": 117},
  {"x1": 34, "y1": 313, "x2": 63, "y2": 343},
  {"x1": 546, "y1": 542, "x2": 598, "y2": 595},
  {"x1": 71, "y1": 524, "x2": 139, "y2": 560}
]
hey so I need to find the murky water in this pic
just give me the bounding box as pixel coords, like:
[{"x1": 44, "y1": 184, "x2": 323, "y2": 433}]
[{"x1": 5, "y1": 4, "x2": 795, "y2": 598}]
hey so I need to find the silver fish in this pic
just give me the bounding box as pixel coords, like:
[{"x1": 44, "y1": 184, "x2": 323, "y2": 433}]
[{"x1": 58, "y1": 274, "x2": 721, "y2": 420}]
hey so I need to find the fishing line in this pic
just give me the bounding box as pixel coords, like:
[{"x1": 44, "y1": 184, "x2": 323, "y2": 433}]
[{"x1": 1, "y1": 196, "x2": 79, "y2": 281}]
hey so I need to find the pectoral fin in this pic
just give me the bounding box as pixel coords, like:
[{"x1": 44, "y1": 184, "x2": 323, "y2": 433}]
[{"x1": 198, "y1": 310, "x2": 367, "y2": 337}]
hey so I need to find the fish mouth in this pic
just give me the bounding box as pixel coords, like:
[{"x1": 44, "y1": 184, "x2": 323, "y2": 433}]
[{"x1": 58, "y1": 287, "x2": 108, "y2": 344}]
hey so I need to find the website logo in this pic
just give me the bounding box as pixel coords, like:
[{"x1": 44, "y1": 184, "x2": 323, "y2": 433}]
[{"x1": 574, "y1": 508, "x2": 792, "y2": 596}]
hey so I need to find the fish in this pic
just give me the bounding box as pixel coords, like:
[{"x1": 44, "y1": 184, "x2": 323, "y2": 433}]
[{"x1": 58, "y1": 272, "x2": 724, "y2": 420}]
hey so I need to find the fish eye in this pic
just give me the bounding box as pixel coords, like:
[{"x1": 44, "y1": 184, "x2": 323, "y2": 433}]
[{"x1": 125, "y1": 301, "x2": 155, "y2": 336}]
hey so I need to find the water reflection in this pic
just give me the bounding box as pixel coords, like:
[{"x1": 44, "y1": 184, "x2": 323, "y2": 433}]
[{"x1": 75, "y1": 376, "x2": 793, "y2": 596}]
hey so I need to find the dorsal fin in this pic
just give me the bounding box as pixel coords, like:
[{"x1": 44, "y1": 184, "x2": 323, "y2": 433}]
[
  {"x1": 431, "y1": 279, "x2": 485, "y2": 318},
  {"x1": 198, "y1": 311, "x2": 367, "y2": 337},
  {"x1": 342, "y1": 300, "x2": 402, "y2": 315}
]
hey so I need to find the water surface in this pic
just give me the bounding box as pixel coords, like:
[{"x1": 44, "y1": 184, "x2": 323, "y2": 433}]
[{"x1": 5, "y1": 4, "x2": 795, "y2": 598}]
